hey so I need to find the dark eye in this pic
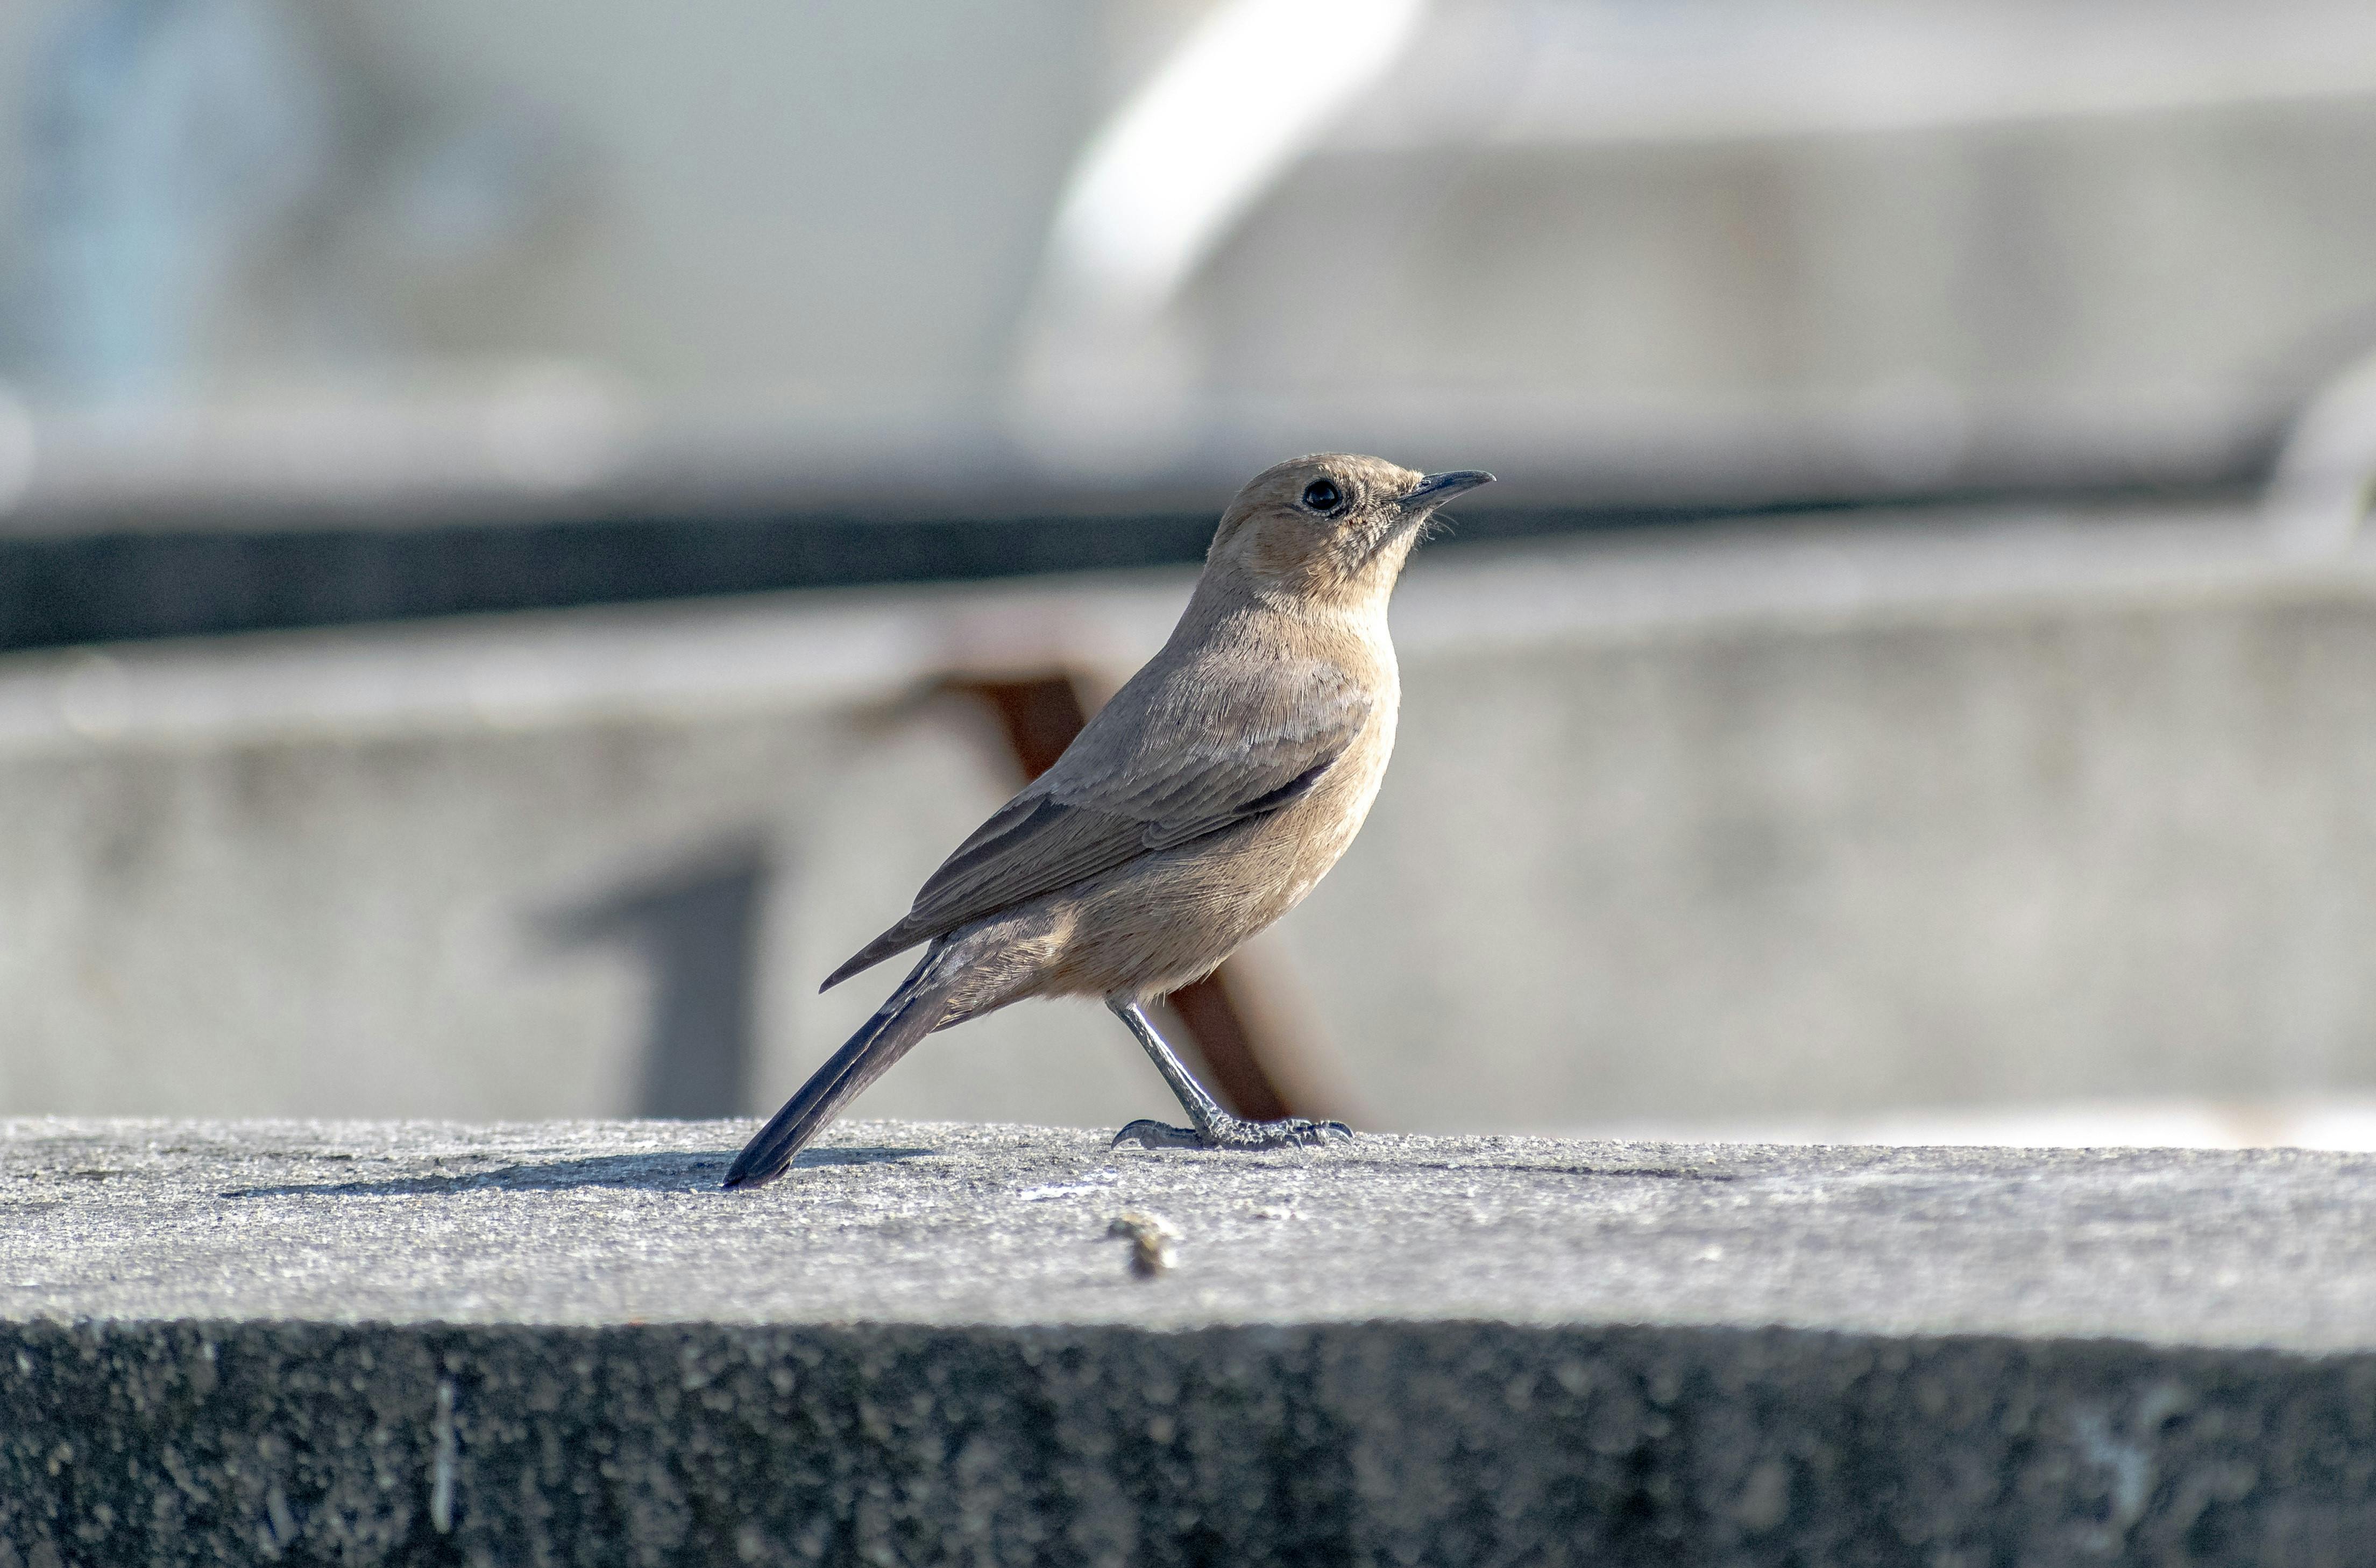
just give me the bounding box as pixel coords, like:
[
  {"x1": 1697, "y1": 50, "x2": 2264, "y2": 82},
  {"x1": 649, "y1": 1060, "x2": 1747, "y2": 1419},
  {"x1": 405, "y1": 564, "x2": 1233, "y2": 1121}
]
[{"x1": 1301, "y1": 478, "x2": 1343, "y2": 514}]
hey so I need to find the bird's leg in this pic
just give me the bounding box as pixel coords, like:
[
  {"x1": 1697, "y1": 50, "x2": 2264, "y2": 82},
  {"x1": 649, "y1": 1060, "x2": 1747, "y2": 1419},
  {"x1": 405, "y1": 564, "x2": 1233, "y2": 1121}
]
[{"x1": 1107, "y1": 998, "x2": 1352, "y2": 1151}]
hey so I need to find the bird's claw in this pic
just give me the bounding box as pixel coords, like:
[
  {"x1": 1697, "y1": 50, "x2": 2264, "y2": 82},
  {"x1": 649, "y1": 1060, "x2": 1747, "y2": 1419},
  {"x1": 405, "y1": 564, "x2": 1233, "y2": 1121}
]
[
  {"x1": 1111, "y1": 1115, "x2": 1354, "y2": 1152},
  {"x1": 1111, "y1": 1119, "x2": 1203, "y2": 1150}
]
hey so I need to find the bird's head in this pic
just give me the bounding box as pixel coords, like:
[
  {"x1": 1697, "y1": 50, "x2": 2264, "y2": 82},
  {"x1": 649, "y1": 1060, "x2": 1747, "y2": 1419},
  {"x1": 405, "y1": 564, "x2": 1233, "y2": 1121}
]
[{"x1": 1205, "y1": 453, "x2": 1494, "y2": 609}]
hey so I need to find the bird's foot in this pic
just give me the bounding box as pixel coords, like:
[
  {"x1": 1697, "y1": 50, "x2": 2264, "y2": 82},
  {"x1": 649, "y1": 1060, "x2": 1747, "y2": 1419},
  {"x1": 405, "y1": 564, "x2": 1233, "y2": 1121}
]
[{"x1": 1111, "y1": 1115, "x2": 1353, "y2": 1152}]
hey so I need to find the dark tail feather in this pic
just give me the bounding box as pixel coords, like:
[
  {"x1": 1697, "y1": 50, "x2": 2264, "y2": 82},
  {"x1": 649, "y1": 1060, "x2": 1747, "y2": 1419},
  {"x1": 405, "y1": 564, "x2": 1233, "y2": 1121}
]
[
  {"x1": 723, "y1": 957, "x2": 940, "y2": 1189},
  {"x1": 819, "y1": 924, "x2": 918, "y2": 994}
]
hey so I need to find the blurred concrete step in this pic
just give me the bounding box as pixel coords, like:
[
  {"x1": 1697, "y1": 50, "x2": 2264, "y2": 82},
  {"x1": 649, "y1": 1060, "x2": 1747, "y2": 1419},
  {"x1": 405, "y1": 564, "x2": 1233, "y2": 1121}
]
[{"x1": 9, "y1": 503, "x2": 2376, "y2": 1132}]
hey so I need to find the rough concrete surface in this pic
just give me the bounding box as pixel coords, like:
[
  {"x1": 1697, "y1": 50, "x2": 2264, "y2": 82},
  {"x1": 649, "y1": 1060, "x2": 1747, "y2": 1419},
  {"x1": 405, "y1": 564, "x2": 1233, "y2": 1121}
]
[{"x1": 7, "y1": 1119, "x2": 2376, "y2": 1565}]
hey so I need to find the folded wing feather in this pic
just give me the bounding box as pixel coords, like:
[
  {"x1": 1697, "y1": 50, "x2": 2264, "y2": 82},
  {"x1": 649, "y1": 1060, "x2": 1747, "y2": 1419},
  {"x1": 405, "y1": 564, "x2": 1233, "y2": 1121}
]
[{"x1": 820, "y1": 658, "x2": 1370, "y2": 990}]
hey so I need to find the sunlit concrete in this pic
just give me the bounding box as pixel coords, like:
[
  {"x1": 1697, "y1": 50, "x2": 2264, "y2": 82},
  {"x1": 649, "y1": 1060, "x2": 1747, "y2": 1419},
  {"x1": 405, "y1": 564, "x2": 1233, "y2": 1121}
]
[{"x1": 7, "y1": 1118, "x2": 2376, "y2": 1565}]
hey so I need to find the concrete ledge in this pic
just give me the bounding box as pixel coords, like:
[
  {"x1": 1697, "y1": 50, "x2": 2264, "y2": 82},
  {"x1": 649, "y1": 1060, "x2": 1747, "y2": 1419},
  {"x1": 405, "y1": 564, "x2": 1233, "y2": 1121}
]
[{"x1": 7, "y1": 1119, "x2": 2376, "y2": 1565}]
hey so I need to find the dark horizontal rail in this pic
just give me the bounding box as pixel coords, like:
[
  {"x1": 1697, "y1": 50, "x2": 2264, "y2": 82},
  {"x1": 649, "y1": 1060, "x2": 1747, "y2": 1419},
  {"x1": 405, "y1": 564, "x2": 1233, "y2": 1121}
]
[{"x1": 0, "y1": 483, "x2": 2230, "y2": 654}]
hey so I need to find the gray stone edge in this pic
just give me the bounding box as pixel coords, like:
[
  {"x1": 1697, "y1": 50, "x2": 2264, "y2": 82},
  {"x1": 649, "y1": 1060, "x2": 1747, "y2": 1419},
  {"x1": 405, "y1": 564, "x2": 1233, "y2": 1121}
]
[{"x1": 4, "y1": 1317, "x2": 2372, "y2": 1566}]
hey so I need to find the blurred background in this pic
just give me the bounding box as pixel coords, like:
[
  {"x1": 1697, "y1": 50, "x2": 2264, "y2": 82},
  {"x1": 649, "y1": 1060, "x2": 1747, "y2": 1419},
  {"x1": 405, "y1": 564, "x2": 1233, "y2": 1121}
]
[{"x1": 6, "y1": 0, "x2": 2376, "y2": 1146}]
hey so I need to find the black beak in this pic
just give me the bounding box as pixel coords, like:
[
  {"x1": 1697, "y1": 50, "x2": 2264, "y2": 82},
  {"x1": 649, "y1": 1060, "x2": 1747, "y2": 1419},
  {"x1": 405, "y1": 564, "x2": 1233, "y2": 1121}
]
[{"x1": 1402, "y1": 470, "x2": 1495, "y2": 508}]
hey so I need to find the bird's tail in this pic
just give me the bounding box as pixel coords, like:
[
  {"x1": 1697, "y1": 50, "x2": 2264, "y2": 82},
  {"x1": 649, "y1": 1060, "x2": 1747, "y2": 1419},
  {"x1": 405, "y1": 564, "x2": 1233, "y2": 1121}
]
[{"x1": 722, "y1": 954, "x2": 942, "y2": 1190}]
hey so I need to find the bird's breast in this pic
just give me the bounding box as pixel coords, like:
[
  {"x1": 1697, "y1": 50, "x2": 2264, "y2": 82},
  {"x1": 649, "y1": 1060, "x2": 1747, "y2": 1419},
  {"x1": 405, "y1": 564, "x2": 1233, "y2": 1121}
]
[{"x1": 1283, "y1": 685, "x2": 1395, "y2": 892}]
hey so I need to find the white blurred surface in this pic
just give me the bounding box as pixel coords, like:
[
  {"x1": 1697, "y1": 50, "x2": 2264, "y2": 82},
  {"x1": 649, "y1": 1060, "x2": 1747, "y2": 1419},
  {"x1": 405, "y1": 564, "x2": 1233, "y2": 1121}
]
[
  {"x1": 1593, "y1": 1098, "x2": 2376, "y2": 1152},
  {"x1": 5, "y1": 0, "x2": 2376, "y2": 514}
]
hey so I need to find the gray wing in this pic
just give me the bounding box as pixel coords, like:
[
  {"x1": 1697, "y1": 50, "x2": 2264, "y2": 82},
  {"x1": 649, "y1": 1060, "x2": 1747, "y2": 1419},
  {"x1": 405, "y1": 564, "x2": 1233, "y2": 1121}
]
[{"x1": 821, "y1": 658, "x2": 1370, "y2": 989}]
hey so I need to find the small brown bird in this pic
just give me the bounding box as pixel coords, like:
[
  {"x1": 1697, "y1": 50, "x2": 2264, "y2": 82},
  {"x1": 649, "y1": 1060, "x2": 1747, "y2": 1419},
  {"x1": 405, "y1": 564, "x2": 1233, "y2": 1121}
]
[{"x1": 724, "y1": 454, "x2": 1492, "y2": 1188}]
